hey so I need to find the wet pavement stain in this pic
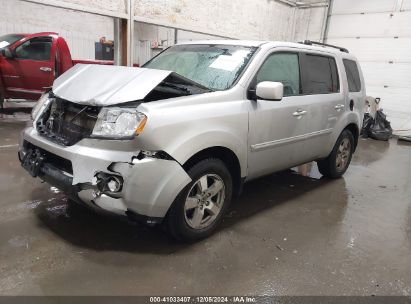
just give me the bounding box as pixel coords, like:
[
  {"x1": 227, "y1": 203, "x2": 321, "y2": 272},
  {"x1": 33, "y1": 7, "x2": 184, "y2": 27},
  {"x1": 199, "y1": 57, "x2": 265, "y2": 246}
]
[{"x1": 0, "y1": 119, "x2": 410, "y2": 295}]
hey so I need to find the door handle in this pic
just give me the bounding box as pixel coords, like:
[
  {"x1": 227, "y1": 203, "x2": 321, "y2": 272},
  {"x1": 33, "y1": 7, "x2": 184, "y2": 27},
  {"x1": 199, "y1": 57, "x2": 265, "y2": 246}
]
[
  {"x1": 292, "y1": 109, "x2": 307, "y2": 117},
  {"x1": 39, "y1": 67, "x2": 52, "y2": 72},
  {"x1": 335, "y1": 104, "x2": 345, "y2": 110}
]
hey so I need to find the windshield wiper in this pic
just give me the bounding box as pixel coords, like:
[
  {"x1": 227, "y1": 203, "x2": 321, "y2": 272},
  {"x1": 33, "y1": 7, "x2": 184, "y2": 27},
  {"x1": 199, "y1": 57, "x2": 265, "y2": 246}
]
[{"x1": 160, "y1": 81, "x2": 192, "y2": 94}]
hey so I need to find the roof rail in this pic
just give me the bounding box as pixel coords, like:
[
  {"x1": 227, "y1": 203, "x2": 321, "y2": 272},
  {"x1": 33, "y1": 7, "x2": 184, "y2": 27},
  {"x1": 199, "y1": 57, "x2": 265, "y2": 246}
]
[{"x1": 299, "y1": 40, "x2": 349, "y2": 53}]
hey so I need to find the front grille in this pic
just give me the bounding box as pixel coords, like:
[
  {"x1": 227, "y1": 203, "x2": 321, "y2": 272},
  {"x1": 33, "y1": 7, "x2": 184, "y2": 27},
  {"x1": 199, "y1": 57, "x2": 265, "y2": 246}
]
[{"x1": 36, "y1": 98, "x2": 100, "y2": 146}]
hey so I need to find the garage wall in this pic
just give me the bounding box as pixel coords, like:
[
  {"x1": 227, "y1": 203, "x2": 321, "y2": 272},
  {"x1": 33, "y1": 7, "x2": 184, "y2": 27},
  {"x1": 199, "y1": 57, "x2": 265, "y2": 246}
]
[
  {"x1": 133, "y1": 1, "x2": 328, "y2": 66},
  {"x1": 326, "y1": 0, "x2": 411, "y2": 133},
  {"x1": 134, "y1": 23, "x2": 175, "y2": 65},
  {"x1": 294, "y1": 6, "x2": 328, "y2": 42},
  {"x1": 0, "y1": 0, "x2": 114, "y2": 60},
  {"x1": 28, "y1": 0, "x2": 128, "y2": 15},
  {"x1": 134, "y1": 0, "x2": 296, "y2": 41},
  {"x1": 133, "y1": 23, "x2": 233, "y2": 66},
  {"x1": 2, "y1": 0, "x2": 329, "y2": 65}
]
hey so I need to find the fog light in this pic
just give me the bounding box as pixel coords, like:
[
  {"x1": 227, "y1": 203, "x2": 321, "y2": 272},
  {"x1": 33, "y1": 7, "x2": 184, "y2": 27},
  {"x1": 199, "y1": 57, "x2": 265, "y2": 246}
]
[
  {"x1": 94, "y1": 172, "x2": 123, "y2": 194},
  {"x1": 107, "y1": 176, "x2": 122, "y2": 192}
]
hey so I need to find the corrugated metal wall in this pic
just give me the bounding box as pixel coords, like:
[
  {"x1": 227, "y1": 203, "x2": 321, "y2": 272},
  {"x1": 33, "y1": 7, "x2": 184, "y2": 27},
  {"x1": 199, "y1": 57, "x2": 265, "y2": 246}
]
[{"x1": 327, "y1": 0, "x2": 411, "y2": 134}]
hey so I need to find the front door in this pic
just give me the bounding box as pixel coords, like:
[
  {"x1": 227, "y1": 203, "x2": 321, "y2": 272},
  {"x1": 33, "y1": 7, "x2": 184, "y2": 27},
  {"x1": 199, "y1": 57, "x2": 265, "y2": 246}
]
[
  {"x1": 2, "y1": 36, "x2": 55, "y2": 100},
  {"x1": 247, "y1": 52, "x2": 309, "y2": 179}
]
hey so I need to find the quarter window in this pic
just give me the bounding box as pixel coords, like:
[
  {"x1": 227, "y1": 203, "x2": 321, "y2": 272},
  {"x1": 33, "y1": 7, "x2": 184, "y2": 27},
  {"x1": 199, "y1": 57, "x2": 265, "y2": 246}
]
[
  {"x1": 14, "y1": 37, "x2": 52, "y2": 61},
  {"x1": 343, "y1": 59, "x2": 361, "y2": 92},
  {"x1": 302, "y1": 54, "x2": 339, "y2": 94},
  {"x1": 256, "y1": 53, "x2": 300, "y2": 96}
]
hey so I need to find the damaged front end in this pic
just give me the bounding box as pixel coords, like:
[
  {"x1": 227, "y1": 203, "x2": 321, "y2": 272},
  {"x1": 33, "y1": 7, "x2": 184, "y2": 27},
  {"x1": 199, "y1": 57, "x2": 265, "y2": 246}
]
[
  {"x1": 19, "y1": 64, "x2": 199, "y2": 224},
  {"x1": 19, "y1": 134, "x2": 192, "y2": 225},
  {"x1": 35, "y1": 96, "x2": 100, "y2": 146}
]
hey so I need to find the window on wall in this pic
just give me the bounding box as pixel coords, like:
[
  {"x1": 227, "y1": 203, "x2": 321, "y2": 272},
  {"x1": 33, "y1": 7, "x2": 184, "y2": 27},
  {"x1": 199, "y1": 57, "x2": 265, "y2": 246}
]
[
  {"x1": 302, "y1": 54, "x2": 339, "y2": 94},
  {"x1": 256, "y1": 53, "x2": 300, "y2": 96},
  {"x1": 14, "y1": 37, "x2": 52, "y2": 61},
  {"x1": 343, "y1": 59, "x2": 361, "y2": 92}
]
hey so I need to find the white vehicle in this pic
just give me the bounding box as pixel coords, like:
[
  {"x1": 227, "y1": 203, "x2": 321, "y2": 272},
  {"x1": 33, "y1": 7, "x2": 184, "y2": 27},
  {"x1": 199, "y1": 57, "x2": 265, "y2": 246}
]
[{"x1": 20, "y1": 40, "x2": 365, "y2": 241}]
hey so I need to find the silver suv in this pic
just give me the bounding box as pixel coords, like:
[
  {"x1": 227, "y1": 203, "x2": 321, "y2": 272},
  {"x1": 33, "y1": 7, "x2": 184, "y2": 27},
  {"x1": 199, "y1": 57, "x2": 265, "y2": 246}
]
[{"x1": 19, "y1": 40, "x2": 365, "y2": 241}]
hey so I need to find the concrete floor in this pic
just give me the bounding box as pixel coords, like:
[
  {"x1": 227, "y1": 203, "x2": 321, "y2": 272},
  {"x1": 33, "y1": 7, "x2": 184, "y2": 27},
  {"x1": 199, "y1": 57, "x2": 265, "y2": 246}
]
[{"x1": 0, "y1": 114, "x2": 411, "y2": 296}]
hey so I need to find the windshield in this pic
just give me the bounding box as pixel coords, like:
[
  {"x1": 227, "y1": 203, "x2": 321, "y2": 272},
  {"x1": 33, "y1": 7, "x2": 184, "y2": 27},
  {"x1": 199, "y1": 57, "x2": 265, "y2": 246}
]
[
  {"x1": 143, "y1": 44, "x2": 257, "y2": 91},
  {"x1": 0, "y1": 34, "x2": 24, "y2": 49}
]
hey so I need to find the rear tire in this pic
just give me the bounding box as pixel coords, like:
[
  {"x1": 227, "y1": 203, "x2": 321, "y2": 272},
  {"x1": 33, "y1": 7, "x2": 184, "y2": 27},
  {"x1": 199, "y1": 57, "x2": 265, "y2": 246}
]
[
  {"x1": 165, "y1": 158, "x2": 232, "y2": 242},
  {"x1": 317, "y1": 129, "x2": 354, "y2": 178}
]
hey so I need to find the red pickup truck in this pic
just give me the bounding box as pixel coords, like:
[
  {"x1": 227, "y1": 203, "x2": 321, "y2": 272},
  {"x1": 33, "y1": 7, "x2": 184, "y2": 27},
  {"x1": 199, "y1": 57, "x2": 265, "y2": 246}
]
[{"x1": 0, "y1": 32, "x2": 113, "y2": 106}]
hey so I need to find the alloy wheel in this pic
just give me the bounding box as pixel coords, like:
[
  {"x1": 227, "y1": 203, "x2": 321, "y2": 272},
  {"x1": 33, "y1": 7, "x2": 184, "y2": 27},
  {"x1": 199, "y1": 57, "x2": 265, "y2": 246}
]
[
  {"x1": 184, "y1": 174, "x2": 225, "y2": 230},
  {"x1": 336, "y1": 138, "x2": 351, "y2": 170}
]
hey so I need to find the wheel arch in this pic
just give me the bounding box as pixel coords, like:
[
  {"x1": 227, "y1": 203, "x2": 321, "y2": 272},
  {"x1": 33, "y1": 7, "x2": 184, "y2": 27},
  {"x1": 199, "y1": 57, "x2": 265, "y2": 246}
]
[
  {"x1": 182, "y1": 146, "x2": 244, "y2": 197},
  {"x1": 343, "y1": 123, "x2": 359, "y2": 151}
]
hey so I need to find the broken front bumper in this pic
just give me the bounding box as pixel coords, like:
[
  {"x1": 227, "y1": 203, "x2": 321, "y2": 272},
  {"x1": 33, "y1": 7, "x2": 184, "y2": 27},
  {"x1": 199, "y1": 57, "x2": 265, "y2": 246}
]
[{"x1": 19, "y1": 127, "x2": 192, "y2": 223}]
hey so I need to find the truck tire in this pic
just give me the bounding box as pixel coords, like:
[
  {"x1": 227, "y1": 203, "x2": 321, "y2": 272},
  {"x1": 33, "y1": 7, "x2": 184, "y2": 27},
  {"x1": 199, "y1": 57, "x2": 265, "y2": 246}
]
[
  {"x1": 165, "y1": 158, "x2": 232, "y2": 242},
  {"x1": 317, "y1": 129, "x2": 355, "y2": 178}
]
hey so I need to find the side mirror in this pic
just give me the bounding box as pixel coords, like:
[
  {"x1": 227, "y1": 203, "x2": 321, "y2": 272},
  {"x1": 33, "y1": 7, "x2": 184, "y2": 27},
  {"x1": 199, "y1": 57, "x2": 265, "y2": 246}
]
[
  {"x1": 256, "y1": 81, "x2": 284, "y2": 101},
  {"x1": 1, "y1": 47, "x2": 13, "y2": 59}
]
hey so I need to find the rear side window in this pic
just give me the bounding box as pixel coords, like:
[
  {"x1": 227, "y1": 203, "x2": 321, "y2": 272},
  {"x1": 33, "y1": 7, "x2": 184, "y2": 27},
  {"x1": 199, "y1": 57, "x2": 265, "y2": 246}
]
[
  {"x1": 302, "y1": 54, "x2": 339, "y2": 94},
  {"x1": 343, "y1": 59, "x2": 361, "y2": 92},
  {"x1": 256, "y1": 53, "x2": 300, "y2": 96},
  {"x1": 14, "y1": 37, "x2": 52, "y2": 61}
]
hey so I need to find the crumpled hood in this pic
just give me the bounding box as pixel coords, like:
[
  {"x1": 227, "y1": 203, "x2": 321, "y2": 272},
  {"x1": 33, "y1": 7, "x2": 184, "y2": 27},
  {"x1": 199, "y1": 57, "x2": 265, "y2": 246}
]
[{"x1": 52, "y1": 64, "x2": 172, "y2": 106}]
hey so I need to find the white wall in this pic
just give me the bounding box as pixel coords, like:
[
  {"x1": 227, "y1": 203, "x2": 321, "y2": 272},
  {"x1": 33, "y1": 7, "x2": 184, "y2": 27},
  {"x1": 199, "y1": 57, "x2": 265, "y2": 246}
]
[
  {"x1": 294, "y1": 6, "x2": 328, "y2": 42},
  {"x1": 0, "y1": 0, "x2": 114, "y2": 60},
  {"x1": 1, "y1": 0, "x2": 329, "y2": 65},
  {"x1": 134, "y1": 0, "x2": 297, "y2": 41},
  {"x1": 134, "y1": 23, "x2": 175, "y2": 65},
  {"x1": 134, "y1": 23, "x2": 234, "y2": 65},
  {"x1": 32, "y1": 0, "x2": 127, "y2": 15},
  {"x1": 326, "y1": 0, "x2": 411, "y2": 134},
  {"x1": 133, "y1": 1, "x2": 329, "y2": 66}
]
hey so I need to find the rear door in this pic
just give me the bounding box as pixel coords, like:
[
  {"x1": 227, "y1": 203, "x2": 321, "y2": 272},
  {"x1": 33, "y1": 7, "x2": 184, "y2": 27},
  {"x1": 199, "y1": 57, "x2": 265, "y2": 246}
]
[
  {"x1": 2, "y1": 36, "x2": 55, "y2": 100},
  {"x1": 298, "y1": 52, "x2": 343, "y2": 160}
]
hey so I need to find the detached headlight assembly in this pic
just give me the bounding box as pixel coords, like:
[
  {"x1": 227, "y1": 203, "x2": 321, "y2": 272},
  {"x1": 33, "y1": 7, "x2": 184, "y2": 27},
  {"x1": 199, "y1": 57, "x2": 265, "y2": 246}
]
[{"x1": 92, "y1": 107, "x2": 147, "y2": 139}]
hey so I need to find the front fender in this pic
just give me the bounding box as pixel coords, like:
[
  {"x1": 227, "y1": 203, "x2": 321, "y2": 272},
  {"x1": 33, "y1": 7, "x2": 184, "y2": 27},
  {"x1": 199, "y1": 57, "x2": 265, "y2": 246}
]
[
  {"x1": 137, "y1": 100, "x2": 250, "y2": 178},
  {"x1": 112, "y1": 158, "x2": 192, "y2": 218},
  {"x1": 165, "y1": 130, "x2": 248, "y2": 177}
]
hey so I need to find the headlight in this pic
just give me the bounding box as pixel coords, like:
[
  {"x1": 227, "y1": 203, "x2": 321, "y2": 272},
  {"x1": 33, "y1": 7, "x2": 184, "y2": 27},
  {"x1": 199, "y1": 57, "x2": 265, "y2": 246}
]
[
  {"x1": 92, "y1": 107, "x2": 147, "y2": 139},
  {"x1": 31, "y1": 93, "x2": 51, "y2": 120}
]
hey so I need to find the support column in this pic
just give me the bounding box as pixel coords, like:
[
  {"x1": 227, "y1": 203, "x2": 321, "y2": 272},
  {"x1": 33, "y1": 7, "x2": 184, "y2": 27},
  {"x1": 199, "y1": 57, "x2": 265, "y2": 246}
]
[
  {"x1": 127, "y1": 0, "x2": 134, "y2": 66},
  {"x1": 113, "y1": 0, "x2": 134, "y2": 66},
  {"x1": 113, "y1": 18, "x2": 121, "y2": 65}
]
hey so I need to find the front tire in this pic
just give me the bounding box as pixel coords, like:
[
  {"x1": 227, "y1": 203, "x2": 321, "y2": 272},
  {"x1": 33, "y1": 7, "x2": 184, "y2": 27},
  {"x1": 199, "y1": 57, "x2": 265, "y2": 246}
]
[
  {"x1": 317, "y1": 129, "x2": 354, "y2": 178},
  {"x1": 165, "y1": 158, "x2": 233, "y2": 242}
]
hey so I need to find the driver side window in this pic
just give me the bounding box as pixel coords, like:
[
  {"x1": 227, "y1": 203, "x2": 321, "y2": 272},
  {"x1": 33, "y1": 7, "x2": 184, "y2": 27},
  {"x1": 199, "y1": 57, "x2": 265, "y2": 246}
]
[
  {"x1": 256, "y1": 53, "x2": 300, "y2": 97},
  {"x1": 14, "y1": 37, "x2": 52, "y2": 61}
]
